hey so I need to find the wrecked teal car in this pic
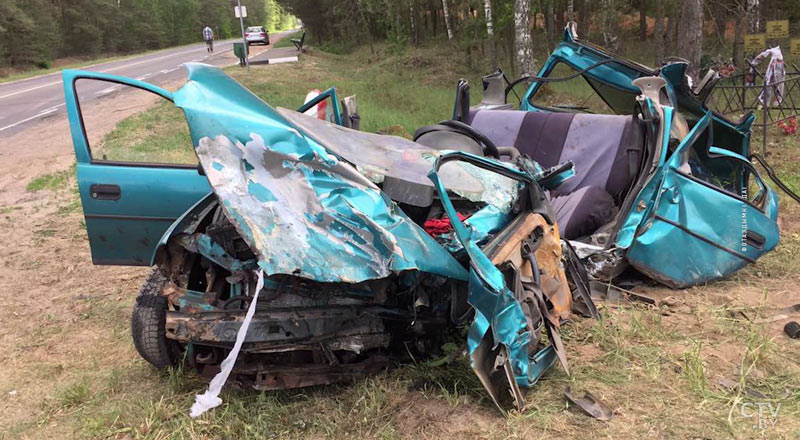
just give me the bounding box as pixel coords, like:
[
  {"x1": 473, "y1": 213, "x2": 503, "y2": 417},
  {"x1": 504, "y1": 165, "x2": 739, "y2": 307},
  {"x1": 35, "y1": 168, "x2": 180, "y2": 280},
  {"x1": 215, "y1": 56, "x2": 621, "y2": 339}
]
[
  {"x1": 63, "y1": 27, "x2": 781, "y2": 412},
  {"x1": 64, "y1": 63, "x2": 592, "y2": 412},
  {"x1": 441, "y1": 25, "x2": 780, "y2": 289}
]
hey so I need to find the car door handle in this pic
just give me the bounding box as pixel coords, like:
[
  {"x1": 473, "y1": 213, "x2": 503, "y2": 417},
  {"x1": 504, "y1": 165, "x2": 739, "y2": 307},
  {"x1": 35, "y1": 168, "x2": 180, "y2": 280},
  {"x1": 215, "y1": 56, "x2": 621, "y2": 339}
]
[
  {"x1": 90, "y1": 184, "x2": 121, "y2": 201},
  {"x1": 745, "y1": 230, "x2": 766, "y2": 250}
]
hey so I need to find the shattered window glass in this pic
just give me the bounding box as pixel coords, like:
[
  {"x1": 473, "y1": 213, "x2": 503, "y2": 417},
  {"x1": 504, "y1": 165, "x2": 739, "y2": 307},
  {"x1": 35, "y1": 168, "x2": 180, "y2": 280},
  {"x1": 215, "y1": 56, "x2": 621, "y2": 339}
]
[{"x1": 76, "y1": 79, "x2": 196, "y2": 165}]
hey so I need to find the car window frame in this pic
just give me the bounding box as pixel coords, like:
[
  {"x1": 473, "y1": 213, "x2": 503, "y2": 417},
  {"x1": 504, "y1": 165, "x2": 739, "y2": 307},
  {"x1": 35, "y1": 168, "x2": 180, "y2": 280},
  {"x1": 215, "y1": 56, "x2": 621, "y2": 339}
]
[
  {"x1": 527, "y1": 59, "x2": 638, "y2": 115},
  {"x1": 72, "y1": 76, "x2": 198, "y2": 170}
]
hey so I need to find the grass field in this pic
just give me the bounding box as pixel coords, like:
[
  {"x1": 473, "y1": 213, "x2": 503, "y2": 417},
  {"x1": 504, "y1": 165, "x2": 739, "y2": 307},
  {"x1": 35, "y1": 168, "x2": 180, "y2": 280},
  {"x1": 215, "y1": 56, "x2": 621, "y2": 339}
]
[
  {"x1": 92, "y1": 100, "x2": 195, "y2": 164},
  {"x1": 7, "y1": 39, "x2": 800, "y2": 439}
]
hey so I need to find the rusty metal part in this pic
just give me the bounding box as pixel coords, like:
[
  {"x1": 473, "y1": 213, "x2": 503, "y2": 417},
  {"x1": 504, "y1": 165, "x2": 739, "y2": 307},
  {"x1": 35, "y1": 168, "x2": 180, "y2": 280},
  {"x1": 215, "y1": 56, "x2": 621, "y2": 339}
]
[
  {"x1": 470, "y1": 330, "x2": 517, "y2": 411},
  {"x1": 489, "y1": 213, "x2": 573, "y2": 321},
  {"x1": 164, "y1": 307, "x2": 387, "y2": 347},
  {"x1": 562, "y1": 240, "x2": 600, "y2": 319},
  {"x1": 531, "y1": 284, "x2": 569, "y2": 376},
  {"x1": 236, "y1": 354, "x2": 390, "y2": 390},
  {"x1": 173, "y1": 233, "x2": 255, "y2": 272},
  {"x1": 564, "y1": 387, "x2": 613, "y2": 421}
]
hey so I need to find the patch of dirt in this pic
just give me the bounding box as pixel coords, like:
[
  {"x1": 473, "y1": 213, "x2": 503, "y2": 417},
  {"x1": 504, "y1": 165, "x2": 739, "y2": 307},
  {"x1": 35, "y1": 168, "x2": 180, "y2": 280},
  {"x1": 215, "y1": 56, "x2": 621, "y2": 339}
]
[
  {"x1": 0, "y1": 37, "x2": 298, "y2": 437},
  {"x1": 0, "y1": 84, "x2": 180, "y2": 432},
  {"x1": 390, "y1": 392, "x2": 499, "y2": 439}
]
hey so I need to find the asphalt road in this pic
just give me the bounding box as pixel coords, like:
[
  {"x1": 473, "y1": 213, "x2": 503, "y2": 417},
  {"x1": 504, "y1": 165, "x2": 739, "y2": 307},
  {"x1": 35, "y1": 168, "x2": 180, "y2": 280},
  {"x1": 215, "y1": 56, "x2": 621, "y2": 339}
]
[{"x1": 0, "y1": 33, "x2": 290, "y2": 138}]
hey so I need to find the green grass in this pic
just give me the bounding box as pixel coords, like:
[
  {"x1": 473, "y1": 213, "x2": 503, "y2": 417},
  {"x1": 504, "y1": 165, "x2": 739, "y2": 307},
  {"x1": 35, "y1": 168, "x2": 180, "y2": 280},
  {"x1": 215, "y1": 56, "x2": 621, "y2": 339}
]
[
  {"x1": 26, "y1": 163, "x2": 76, "y2": 192},
  {"x1": 231, "y1": 43, "x2": 487, "y2": 135},
  {"x1": 94, "y1": 40, "x2": 488, "y2": 165},
  {"x1": 9, "y1": 37, "x2": 800, "y2": 440},
  {"x1": 94, "y1": 100, "x2": 195, "y2": 164},
  {"x1": 273, "y1": 30, "x2": 305, "y2": 49}
]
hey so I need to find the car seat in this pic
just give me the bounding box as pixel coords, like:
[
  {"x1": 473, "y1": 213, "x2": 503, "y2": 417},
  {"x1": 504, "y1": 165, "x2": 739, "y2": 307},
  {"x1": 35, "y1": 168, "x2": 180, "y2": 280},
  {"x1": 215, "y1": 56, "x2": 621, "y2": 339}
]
[{"x1": 465, "y1": 109, "x2": 644, "y2": 239}]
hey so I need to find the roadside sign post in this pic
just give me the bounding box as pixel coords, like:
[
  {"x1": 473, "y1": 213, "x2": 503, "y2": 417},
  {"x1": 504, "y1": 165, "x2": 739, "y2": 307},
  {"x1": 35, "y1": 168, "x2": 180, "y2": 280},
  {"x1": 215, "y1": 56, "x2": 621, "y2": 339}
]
[{"x1": 235, "y1": 0, "x2": 249, "y2": 68}]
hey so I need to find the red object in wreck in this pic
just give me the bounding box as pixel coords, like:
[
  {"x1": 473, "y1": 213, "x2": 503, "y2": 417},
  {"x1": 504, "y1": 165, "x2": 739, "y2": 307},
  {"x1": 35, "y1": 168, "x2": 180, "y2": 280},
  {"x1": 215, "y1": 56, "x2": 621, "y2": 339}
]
[
  {"x1": 777, "y1": 117, "x2": 797, "y2": 135},
  {"x1": 424, "y1": 213, "x2": 469, "y2": 236},
  {"x1": 303, "y1": 89, "x2": 328, "y2": 120}
]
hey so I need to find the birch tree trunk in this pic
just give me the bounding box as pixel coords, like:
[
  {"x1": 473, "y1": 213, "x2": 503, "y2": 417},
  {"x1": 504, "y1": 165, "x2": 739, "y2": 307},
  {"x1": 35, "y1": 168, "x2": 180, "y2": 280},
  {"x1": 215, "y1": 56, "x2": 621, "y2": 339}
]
[
  {"x1": 600, "y1": 0, "x2": 619, "y2": 52},
  {"x1": 677, "y1": 0, "x2": 703, "y2": 79},
  {"x1": 442, "y1": 0, "x2": 454, "y2": 41},
  {"x1": 515, "y1": 0, "x2": 536, "y2": 75},
  {"x1": 483, "y1": 0, "x2": 498, "y2": 68},
  {"x1": 567, "y1": 0, "x2": 574, "y2": 19},
  {"x1": 747, "y1": 0, "x2": 759, "y2": 32},
  {"x1": 577, "y1": 0, "x2": 591, "y2": 38}
]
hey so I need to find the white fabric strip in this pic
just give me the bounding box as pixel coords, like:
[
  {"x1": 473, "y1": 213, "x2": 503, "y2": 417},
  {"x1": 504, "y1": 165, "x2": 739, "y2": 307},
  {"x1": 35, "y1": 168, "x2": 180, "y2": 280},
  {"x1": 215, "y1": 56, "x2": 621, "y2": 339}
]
[{"x1": 190, "y1": 270, "x2": 264, "y2": 418}]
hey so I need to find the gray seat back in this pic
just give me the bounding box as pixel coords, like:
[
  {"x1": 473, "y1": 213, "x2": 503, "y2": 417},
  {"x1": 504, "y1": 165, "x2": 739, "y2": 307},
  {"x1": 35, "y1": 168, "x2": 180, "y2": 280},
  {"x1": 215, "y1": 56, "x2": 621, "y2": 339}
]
[{"x1": 467, "y1": 110, "x2": 642, "y2": 202}]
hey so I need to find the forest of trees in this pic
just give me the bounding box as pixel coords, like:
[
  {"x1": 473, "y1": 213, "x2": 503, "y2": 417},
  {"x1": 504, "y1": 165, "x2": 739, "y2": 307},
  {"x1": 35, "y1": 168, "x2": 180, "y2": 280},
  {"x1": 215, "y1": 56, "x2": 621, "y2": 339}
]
[
  {"x1": 2, "y1": 0, "x2": 798, "y2": 76},
  {"x1": 277, "y1": 0, "x2": 799, "y2": 77},
  {"x1": 0, "y1": 0, "x2": 295, "y2": 69}
]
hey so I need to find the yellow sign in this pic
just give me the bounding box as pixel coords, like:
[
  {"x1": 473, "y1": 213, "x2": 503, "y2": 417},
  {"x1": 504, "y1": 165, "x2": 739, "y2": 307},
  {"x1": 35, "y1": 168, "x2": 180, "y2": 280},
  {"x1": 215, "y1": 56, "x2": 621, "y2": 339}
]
[
  {"x1": 792, "y1": 39, "x2": 800, "y2": 58},
  {"x1": 745, "y1": 34, "x2": 765, "y2": 52},
  {"x1": 766, "y1": 20, "x2": 789, "y2": 39}
]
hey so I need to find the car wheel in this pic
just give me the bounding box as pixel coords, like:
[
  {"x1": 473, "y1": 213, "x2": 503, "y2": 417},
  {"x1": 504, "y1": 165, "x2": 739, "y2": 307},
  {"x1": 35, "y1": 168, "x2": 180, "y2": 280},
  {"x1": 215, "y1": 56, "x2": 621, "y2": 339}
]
[{"x1": 131, "y1": 268, "x2": 182, "y2": 369}]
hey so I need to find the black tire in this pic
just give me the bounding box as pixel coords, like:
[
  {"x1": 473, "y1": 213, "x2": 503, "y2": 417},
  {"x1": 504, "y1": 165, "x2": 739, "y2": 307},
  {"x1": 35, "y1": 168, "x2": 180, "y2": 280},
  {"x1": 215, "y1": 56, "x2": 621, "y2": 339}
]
[{"x1": 131, "y1": 269, "x2": 182, "y2": 369}]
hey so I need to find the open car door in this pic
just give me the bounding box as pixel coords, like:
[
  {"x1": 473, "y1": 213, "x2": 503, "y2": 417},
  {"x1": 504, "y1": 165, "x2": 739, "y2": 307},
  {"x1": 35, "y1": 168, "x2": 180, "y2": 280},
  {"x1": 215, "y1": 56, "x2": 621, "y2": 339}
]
[
  {"x1": 623, "y1": 110, "x2": 779, "y2": 287},
  {"x1": 63, "y1": 70, "x2": 210, "y2": 265}
]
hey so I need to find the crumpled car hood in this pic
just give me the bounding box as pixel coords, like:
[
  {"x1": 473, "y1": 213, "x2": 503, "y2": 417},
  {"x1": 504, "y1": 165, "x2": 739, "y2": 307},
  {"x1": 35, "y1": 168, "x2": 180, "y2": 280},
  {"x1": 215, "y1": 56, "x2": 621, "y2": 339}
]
[{"x1": 172, "y1": 63, "x2": 517, "y2": 283}]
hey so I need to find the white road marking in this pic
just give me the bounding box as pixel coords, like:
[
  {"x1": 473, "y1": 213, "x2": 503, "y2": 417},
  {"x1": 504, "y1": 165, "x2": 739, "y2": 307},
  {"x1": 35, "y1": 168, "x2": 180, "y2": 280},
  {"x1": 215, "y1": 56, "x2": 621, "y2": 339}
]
[
  {"x1": 96, "y1": 84, "x2": 121, "y2": 95},
  {"x1": 136, "y1": 73, "x2": 152, "y2": 80},
  {"x1": 158, "y1": 69, "x2": 170, "y2": 74},
  {"x1": 40, "y1": 104, "x2": 63, "y2": 113},
  {"x1": 0, "y1": 107, "x2": 59, "y2": 132},
  {"x1": 0, "y1": 80, "x2": 62, "y2": 101},
  {"x1": 0, "y1": 43, "x2": 231, "y2": 101}
]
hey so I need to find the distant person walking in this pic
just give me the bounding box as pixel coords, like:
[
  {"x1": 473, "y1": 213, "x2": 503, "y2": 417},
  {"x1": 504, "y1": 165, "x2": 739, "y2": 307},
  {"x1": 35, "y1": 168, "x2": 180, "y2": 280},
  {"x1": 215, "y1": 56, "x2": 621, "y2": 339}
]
[{"x1": 203, "y1": 26, "x2": 214, "y2": 53}]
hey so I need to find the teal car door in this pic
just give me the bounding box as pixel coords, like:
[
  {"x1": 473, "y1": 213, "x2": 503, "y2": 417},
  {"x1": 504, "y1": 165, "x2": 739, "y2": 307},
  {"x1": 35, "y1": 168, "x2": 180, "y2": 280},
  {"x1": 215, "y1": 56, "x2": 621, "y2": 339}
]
[
  {"x1": 624, "y1": 110, "x2": 779, "y2": 287},
  {"x1": 63, "y1": 70, "x2": 210, "y2": 265}
]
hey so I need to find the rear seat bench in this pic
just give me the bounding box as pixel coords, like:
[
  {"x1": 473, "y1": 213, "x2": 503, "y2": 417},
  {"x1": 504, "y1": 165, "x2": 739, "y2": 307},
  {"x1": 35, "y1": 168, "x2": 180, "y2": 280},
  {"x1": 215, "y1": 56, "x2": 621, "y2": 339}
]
[{"x1": 466, "y1": 110, "x2": 643, "y2": 239}]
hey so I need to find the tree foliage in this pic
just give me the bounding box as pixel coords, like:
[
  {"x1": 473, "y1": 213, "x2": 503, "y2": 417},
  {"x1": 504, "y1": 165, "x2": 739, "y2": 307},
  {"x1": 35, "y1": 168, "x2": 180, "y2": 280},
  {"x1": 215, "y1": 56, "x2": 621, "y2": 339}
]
[
  {"x1": 3, "y1": 0, "x2": 798, "y2": 73},
  {"x1": 278, "y1": 0, "x2": 797, "y2": 74},
  {"x1": 0, "y1": 0, "x2": 296, "y2": 68}
]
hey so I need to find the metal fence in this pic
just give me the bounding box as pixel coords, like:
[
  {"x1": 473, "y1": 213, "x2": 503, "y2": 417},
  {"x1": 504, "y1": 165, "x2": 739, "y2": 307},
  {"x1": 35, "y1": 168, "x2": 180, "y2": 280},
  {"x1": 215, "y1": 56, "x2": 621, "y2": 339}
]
[{"x1": 706, "y1": 66, "x2": 800, "y2": 155}]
